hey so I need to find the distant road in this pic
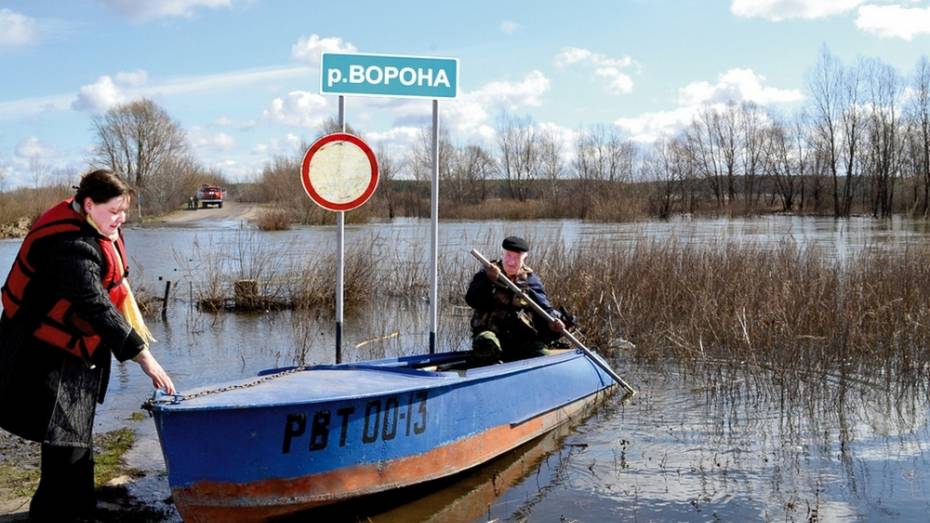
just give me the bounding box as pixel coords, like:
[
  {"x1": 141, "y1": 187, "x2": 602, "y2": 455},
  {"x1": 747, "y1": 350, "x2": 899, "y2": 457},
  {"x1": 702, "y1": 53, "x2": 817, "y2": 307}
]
[{"x1": 151, "y1": 201, "x2": 262, "y2": 225}]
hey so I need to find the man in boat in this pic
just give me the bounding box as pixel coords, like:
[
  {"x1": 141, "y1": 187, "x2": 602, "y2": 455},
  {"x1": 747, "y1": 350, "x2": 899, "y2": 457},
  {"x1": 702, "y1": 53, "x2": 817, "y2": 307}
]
[{"x1": 465, "y1": 236, "x2": 564, "y2": 364}]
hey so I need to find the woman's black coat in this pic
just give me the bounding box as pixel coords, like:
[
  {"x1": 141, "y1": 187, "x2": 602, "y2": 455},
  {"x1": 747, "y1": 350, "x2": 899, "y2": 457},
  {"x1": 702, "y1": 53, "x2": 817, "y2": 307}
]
[{"x1": 0, "y1": 222, "x2": 144, "y2": 447}]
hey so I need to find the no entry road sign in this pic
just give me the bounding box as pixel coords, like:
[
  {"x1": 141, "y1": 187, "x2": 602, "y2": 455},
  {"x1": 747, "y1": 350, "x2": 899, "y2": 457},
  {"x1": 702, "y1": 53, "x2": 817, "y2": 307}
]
[
  {"x1": 300, "y1": 133, "x2": 379, "y2": 212},
  {"x1": 321, "y1": 52, "x2": 458, "y2": 99}
]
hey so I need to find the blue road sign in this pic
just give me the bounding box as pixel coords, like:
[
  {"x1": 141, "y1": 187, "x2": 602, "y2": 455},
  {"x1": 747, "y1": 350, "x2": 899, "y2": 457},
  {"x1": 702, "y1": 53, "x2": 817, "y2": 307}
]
[{"x1": 321, "y1": 52, "x2": 459, "y2": 99}]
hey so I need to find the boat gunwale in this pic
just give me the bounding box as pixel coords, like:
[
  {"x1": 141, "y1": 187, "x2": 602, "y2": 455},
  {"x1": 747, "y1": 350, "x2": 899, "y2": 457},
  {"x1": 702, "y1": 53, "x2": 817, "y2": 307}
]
[{"x1": 150, "y1": 349, "x2": 604, "y2": 412}]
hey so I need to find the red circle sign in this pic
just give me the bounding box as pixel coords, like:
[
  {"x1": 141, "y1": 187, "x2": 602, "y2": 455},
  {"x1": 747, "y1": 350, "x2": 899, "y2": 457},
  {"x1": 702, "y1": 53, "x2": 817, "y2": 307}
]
[{"x1": 300, "y1": 133, "x2": 379, "y2": 212}]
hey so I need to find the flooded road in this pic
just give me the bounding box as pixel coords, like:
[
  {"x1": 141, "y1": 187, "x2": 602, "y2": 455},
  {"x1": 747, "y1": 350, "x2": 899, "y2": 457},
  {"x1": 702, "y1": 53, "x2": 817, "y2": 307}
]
[{"x1": 2, "y1": 215, "x2": 930, "y2": 521}]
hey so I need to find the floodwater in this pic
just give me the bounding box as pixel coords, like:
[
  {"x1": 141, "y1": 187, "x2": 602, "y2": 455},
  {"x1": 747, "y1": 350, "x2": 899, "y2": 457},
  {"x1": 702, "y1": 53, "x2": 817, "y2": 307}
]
[{"x1": 2, "y1": 215, "x2": 930, "y2": 521}]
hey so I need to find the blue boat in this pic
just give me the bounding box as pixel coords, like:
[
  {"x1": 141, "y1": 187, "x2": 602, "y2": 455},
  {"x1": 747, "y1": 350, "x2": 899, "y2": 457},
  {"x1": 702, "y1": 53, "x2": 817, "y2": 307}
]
[{"x1": 148, "y1": 348, "x2": 620, "y2": 522}]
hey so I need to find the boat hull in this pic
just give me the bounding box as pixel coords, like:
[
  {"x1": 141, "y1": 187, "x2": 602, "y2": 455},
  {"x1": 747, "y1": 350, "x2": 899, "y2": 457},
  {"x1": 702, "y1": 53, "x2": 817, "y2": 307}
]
[{"x1": 150, "y1": 350, "x2": 616, "y2": 522}]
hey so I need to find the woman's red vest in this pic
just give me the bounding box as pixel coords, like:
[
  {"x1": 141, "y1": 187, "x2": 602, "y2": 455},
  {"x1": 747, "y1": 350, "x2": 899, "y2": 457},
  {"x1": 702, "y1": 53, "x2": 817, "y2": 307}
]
[{"x1": 1, "y1": 199, "x2": 129, "y2": 361}]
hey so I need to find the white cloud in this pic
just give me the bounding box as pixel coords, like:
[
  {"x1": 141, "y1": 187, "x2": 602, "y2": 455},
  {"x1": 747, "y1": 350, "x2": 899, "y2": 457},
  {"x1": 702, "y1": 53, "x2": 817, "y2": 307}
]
[
  {"x1": 215, "y1": 116, "x2": 233, "y2": 126},
  {"x1": 15, "y1": 137, "x2": 57, "y2": 159},
  {"x1": 291, "y1": 34, "x2": 357, "y2": 66},
  {"x1": 554, "y1": 47, "x2": 592, "y2": 68},
  {"x1": 855, "y1": 4, "x2": 930, "y2": 40},
  {"x1": 679, "y1": 68, "x2": 803, "y2": 106},
  {"x1": 470, "y1": 70, "x2": 551, "y2": 109},
  {"x1": 285, "y1": 133, "x2": 302, "y2": 149},
  {"x1": 615, "y1": 68, "x2": 803, "y2": 142},
  {"x1": 115, "y1": 69, "x2": 148, "y2": 87},
  {"x1": 2, "y1": 66, "x2": 312, "y2": 121},
  {"x1": 72, "y1": 70, "x2": 158, "y2": 112},
  {"x1": 554, "y1": 47, "x2": 635, "y2": 95},
  {"x1": 71, "y1": 76, "x2": 128, "y2": 112},
  {"x1": 730, "y1": 0, "x2": 864, "y2": 21},
  {"x1": 190, "y1": 127, "x2": 237, "y2": 151},
  {"x1": 141, "y1": 66, "x2": 312, "y2": 97},
  {"x1": 252, "y1": 134, "x2": 305, "y2": 159},
  {"x1": 263, "y1": 90, "x2": 331, "y2": 128},
  {"x1": 595, "y1": 67, "x2": 635, "y2": 95},
  {"x1": 367, "y1": 126, "x2": 422, "y2": 152},
  {"x1": 441, "y1": 70, "x2": 551, "y2": 142},
  {"x1": 0, "y1": 8, "x2": 38, "y2": 46},
  {"x1": 500, "y1": 20, "x2": 520, "y2": 34},
  {"x1": 615, "y1": 106, "x2": 699, "y2": 143},
  {"x1": 100, "y1": 0, "x2": 232, "y2": 21}
]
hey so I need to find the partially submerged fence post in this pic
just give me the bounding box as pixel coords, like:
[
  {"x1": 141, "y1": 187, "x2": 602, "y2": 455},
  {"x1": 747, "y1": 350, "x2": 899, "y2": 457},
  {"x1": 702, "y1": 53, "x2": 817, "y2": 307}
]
[{"x1": 161, "y1": 278, "x2": 172, "y2": 318}]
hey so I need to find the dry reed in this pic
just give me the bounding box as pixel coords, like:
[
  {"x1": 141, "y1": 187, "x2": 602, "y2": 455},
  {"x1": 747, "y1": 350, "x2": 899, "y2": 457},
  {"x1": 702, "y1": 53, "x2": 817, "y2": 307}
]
[
  {"x1": 176, "y1": 229, "x2": 930, "y2": 378},
  {"x1": 255, "y1": 209, "x2": 292, "y2": 231},
  {"x1": 529, "y1": 238, "x2": 930, "y2": 378}
]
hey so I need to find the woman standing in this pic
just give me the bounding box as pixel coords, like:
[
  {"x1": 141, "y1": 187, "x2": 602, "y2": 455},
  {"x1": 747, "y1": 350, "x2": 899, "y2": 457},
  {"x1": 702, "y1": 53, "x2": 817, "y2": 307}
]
[{"x1": 0, "y1": 169, "x2": 174, "y2": 521}]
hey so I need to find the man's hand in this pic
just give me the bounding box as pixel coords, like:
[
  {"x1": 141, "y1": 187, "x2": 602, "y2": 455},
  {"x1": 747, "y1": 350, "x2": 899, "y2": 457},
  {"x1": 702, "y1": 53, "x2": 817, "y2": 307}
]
[
  {"x1": 485, "y1": 264, "x2": 500, "y2": 282},
  {"x1": 134, "y1": 349, "x2": 176, "y2": 394},
  {"x1": 550, "y1": 318, "x2": 565, "y2": 333}
]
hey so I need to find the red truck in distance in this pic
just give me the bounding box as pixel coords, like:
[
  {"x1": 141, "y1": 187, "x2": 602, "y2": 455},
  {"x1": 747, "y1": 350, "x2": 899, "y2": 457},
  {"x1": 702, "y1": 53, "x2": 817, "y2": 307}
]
[{"x1": 196, "y1": 184, "x2": 225, "y2": 208}]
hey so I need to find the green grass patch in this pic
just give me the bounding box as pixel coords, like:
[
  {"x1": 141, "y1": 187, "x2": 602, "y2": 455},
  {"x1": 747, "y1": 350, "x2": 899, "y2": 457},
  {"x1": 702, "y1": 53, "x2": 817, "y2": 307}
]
[
  {"x1": 0, "y1": 462, "x2": 40, "y2": 498},
  {"x1": 94, "y1": 427, "x2": 143, "y2": 486}
]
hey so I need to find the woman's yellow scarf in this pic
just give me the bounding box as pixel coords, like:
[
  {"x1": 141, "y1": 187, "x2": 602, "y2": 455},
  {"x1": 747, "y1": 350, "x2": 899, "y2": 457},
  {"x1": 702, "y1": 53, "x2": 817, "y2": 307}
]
[{"x1": 85, "y1": 214, "x2": 156, "y2": 346}]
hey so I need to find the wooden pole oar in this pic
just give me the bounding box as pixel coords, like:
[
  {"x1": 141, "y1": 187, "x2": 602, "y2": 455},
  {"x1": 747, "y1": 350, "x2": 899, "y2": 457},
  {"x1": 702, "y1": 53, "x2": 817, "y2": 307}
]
[{"x1": 470, "y1": 249, "x2": 637, "y2": 395}]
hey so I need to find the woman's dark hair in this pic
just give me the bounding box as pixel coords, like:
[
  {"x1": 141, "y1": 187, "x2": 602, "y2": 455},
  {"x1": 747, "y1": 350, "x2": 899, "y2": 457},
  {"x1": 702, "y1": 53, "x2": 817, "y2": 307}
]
[{"x1": 74, "y1": 169, "x2": 134, "y2": 206}]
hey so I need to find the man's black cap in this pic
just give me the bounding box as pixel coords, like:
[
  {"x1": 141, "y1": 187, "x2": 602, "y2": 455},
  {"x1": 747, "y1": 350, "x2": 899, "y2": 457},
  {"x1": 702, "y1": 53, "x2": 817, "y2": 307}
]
[{"x1": 502, "y1": 236, "x2": 529, "y2": 252}]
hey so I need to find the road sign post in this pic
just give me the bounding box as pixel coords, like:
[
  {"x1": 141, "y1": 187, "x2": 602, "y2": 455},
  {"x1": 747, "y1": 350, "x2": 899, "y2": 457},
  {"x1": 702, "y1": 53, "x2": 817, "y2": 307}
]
[
  {"x1": 319, "y1": 51, "x2": 458, "y2": 355},
  {"x1": 301, "y1": 130, "x2": 379, "y2": 363}
]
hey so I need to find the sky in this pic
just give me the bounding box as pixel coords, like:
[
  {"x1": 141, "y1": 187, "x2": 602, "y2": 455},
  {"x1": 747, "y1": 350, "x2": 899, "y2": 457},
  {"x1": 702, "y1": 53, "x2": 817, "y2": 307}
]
[{"x1": 1, "y1": 0, "x2": 929, "y2": 189}]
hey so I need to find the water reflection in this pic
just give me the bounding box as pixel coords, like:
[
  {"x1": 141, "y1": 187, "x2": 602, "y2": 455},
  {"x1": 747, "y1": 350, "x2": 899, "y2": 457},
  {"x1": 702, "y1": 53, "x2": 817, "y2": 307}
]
[{"x1": 515, "y1": 362, "x2": 930, "y2": 522}]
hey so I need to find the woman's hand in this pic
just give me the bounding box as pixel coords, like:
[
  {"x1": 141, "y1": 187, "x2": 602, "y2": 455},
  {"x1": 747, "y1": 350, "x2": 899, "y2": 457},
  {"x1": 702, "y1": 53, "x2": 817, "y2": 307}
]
[{"x1": 133, "y1": 350, "x2": 176, "y2": 394}]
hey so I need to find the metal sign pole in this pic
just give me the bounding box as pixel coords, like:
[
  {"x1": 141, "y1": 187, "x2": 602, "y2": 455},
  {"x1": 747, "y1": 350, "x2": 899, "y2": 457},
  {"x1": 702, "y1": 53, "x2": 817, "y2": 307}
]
[
  {"x1": 336, "y1": 95, "x2": 345, "y2": 363},
  {"x1": 429, "y1": 99, "x2": 439, "y2": 353}
]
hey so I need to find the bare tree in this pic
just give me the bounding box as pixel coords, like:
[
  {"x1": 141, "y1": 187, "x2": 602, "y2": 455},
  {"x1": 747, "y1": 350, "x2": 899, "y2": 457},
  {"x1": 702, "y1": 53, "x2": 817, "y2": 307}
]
[
  {"x1": 92, "y1": 99, "x2": 189, "y2": 191},
  {"x1": 717, "y1": 102, "x2": 740, "y2": 205},
  {"x1": 410, "y1": 126, "x2": 453, "y2": 184},
  {"x1": 837, "y1": 60, "x2": 865, "y2": 216},
  {"x1": 537, "y1": 127, "x2": 564, "y2": 201},
  {"x1": 455, "y1": 144, "x2": 496, "y2": 204},
  {"x1": 739, "y1": 102, "x2": 766, "y2": 211},
  {"x1": 862, "y1": 59, "x2": 905, "y2": 218},
  {"x1": 497, "y1": 112, "x2": 541, "y2": 201},
  {"x1": 573, "y1": 124, "x2": 633, "y2": 183},
  {"x1": 571, "y1": 125, "x2": 636, "y2": 216},
  {"x1": 28, "y1": 156, "x2": 48, "y2": 188},
  {"x1": 375, "y1": 143, "x2": 403, "y2": 218},
  {"x1": 910, "y1": 56, "x2": 930, "y2": 215},
  {"x1": 765, "y1": 112, "x2": 811, "y2": 212},
  {"x1": 689, "y1": 107, "x2": 726, "y2": 208},
  {"x1": 808, "y1": 45, "x2": 845, "y2": 216},
  {"x1": 644, "y1": 136, "x2": 682, "y2": 218}
]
